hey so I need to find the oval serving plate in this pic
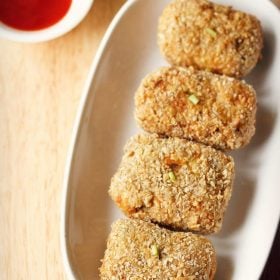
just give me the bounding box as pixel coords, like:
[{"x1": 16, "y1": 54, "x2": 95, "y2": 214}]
[{"x1": 61, "y1": 0, "x2": 280, "y2": 279}]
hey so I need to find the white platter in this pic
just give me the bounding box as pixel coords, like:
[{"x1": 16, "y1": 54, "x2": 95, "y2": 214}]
[{"x1": 61, "y1": 0, "x2": 280, "y2": 279}]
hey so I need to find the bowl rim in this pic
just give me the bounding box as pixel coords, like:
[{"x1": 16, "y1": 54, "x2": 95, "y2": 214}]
[{"x1": 0, "y1": 0, "x2": 94, "y2": 43}]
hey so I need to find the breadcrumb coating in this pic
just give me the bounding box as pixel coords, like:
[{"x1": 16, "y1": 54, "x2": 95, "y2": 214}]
[
  {"x1": 158, "y1": 0, "x2": 263, "y2": 78},
  {"x1": 109, "y1": 134, "x2": 234, "y2": 234},
  {"x1": 135, "y1": 66, "x2": 256, "y2": 150},
  {"x1": 100, "y1": 219, "x2": 216, "y2": 279}
]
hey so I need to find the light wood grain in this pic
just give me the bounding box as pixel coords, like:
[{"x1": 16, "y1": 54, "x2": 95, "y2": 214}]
[{"x1": 0, "y1": 0, "x2": 125, "y2": 279}]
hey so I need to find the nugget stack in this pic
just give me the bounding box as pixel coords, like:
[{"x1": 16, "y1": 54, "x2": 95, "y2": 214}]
[{"x1": 100, "y1": 0, "x2": 262, "y2": 278}]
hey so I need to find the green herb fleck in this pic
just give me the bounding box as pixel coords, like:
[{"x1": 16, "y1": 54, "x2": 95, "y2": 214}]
[
  {"x1": 168, "y1": 171, "x2": 176, "y2": 182},
  {"x1": 151, "y1": 244, "x2": 159, "y2": 257},
  {"x1": 188, "y1": 94, "x2": 199, "y2": 105},
  {"x1": 205, "y1": 28, "x2": 217, "y2": 38}
]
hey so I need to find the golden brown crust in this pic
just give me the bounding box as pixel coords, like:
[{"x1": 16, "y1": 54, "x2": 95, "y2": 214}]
[
  {"x1": 109, "y1": 134, "x2": 234, "y2": 234},
  {"x1": 100, "y1": 219, "x2": 217, "y2": 279},
  {"x1": 158, "y1": 0, "x2": 263, "y2": 78},
  {"x1": 135, "y1": 66, "x2": 256, "y2": 150}
]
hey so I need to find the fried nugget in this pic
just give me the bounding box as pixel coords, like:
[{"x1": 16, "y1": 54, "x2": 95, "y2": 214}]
[
  {"x1": 100, "y1": 219, "x2": 216, "y2": 279},
  {"x1": 158, "y1": 0, "x2": 263, "y2": 78},
  {"x1": 109, "y1": 134, "x2": 234, "y2": 234},
  {"x1": 135, "y1": 66, "x2": 256, "y2": 150}
]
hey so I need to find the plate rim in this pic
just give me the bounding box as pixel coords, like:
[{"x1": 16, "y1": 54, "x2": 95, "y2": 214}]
[{"x1": 60, "y1": 1, "x2": 139, "y2": 279}]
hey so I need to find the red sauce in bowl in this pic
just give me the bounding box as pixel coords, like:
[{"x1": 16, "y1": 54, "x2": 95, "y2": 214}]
[{"x1": 0, "y1": 0, "x2": 72, "y2": 31}]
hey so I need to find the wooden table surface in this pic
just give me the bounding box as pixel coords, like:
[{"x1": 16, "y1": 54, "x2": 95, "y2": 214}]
[
  {"x1": 0, "y1": 0, "x2": 125, "y2": 278},
  {"x1": 0, "y1": 0, "x2": 279, "y2": 279}
]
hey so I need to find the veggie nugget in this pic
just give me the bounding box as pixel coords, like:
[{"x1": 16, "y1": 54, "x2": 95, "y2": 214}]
[
  {"x1": 100, "y1": 219, "x2": 216, "y2": 279},
  {"x1": 135, "y1": 66, "x2": 257, "y2": 150},
  {"x1": 158, "y1": 0, "x2": 263, "y2": 78},
  {"x1": 109, "y1": 134, "x2": 234, "y2": 234}
]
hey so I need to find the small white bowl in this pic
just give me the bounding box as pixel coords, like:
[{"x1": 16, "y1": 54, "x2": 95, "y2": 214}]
[{"x1": 0, "y1": 0, "x2": 94, "y2": 43}]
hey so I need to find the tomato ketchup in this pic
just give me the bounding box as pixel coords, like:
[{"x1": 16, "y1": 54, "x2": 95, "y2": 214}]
[{"x1": 0, "y1": 0, "x2": 72, "y2": 31}]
